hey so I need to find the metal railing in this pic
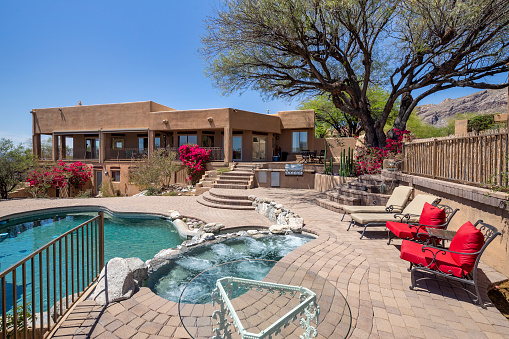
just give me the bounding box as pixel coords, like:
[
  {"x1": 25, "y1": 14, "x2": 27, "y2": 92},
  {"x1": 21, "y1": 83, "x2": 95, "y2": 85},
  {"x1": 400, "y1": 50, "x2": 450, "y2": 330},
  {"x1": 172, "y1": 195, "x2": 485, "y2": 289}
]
[
  {"x1": 0, "y1": 212, "x2": 104, "y2": 339},
  {"x1": 106, "y1": 148, "x2": 148, "y2": 160}
]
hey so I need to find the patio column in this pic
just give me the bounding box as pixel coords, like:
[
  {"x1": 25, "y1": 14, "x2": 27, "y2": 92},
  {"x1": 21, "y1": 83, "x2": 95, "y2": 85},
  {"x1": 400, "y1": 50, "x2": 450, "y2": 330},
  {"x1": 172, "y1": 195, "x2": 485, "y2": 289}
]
[
  {"x1": 173, "y1": 133, "x2": 179, "y2": 150},
  {"x1": 59, "y1": 136, "x2": 66, "y2": 160},
  {"x1": 267, "y1": 133, "x2": 273, "y2": 160},
  {"x1": 224, "y1": 126, "x2": 232, "y2": 163},
  {"x1": 148, "y1": 129, "x2": 155, "y2": 157},
  {"x1": 99, "y1": 130, "x2": 106, "y2": 164},
  {"x1": 52, "y1": 133, "x2": 58, "y2": 161},
  {"x1": 33, "y1": 134, "x2": 41, "y2": 158}
]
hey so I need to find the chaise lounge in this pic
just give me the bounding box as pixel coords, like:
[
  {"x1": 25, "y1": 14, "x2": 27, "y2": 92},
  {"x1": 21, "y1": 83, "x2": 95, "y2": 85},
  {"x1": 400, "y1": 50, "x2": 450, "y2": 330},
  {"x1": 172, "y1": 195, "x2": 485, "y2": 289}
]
[
  {"x1": 347, "y1": 194, "x2": 440, "y2": 239},
  {"x1": 341, "y1": 186, "x2": 414, "y2": 221}
]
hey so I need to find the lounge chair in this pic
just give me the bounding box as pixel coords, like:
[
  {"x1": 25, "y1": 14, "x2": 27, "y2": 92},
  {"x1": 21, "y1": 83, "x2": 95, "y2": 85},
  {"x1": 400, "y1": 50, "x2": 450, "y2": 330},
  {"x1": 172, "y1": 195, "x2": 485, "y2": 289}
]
[
  {"x1": 401, "y1": 220, "x2": 500, "y2": 308},
  {"x1": 347, "y1": 194, "x2": 440, "y2": 239},
  {"x1": 341, "y1": 186, "x2": 414, "y2": 221},
  {"x1": 386, "y1": 203, "x2": 459, "y2": 245}
]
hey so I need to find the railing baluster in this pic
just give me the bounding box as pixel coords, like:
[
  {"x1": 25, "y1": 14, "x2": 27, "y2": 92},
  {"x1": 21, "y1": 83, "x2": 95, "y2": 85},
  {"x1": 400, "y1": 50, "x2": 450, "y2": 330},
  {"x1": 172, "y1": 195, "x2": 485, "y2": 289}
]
[
  {"x1": 2, "y1": 276, "x2": 6, "y2": 339},
  {"x1": 65, "y1": 236, "x2": 69, "y2": 314},
  {"x1": 46, "y1": 248, "x2": 50, "y2": 333},
  {"x1": 86, "y1": 222, "x2": 90, "y2": 286},
  {"x1": 39, "y1": 254, "x2": 43, "y2": 337},
  {"x1": 22, "y1": 263, "x2": 27, "y2": 339},
  {"x1": 13, "y1": 268, "x2": 17, "y2": 339},
  {"x1": 52, "y1": 243, "x2": 57, "y2": 326},
  {"x1": 76, "y1": 228, "x2": 80, "y2": 296},
  {"x1": 59, "y1": 239, "x2": 63, "y2": 319},
  {"x1": 81, "y1": 227, "x2": 85, "y2": 291},
  {"x1": 31, "y1": 258, "x2": 35, "y2": 339}
]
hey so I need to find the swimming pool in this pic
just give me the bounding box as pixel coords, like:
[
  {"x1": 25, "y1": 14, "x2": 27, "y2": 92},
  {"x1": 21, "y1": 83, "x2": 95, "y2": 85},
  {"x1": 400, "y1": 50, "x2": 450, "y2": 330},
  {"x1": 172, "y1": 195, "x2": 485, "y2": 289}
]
[
  {"x1": 0, "y1": 208, "x2": 183, "y2": 312},
  {"x1": 147, "y1": 234, "x2": 313, "y2": 304}
]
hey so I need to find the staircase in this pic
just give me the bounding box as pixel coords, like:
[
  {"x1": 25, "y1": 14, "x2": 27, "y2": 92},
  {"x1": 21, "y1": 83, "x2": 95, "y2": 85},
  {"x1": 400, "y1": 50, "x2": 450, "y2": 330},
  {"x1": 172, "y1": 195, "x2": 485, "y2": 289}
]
[
  {"x1": 197, "y1": 188, "x2": 255, "y2": 210},
  {"x1": 316, "y1": 174, "x2": 399, "y2": 213},
  {"x1": 212, "y1": 163, "x2": 259, "y2": 189}
]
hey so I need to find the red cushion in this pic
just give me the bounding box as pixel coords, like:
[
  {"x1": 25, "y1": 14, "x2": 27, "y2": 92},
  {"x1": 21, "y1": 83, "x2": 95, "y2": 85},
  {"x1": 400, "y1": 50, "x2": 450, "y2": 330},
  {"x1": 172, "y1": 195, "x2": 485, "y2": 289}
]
[
  {"x1": 400, "y1": 240, "x2": 465, "y2": 277},
  {"x1": 419, "y1": 202, "x2": 446, "y2": 226},
  {"x1": 449, "y1": 221, "x2": 485, "y2": 274},
  {"x1": 387, "y1": 221, "x2": 428, "y2": 240}
]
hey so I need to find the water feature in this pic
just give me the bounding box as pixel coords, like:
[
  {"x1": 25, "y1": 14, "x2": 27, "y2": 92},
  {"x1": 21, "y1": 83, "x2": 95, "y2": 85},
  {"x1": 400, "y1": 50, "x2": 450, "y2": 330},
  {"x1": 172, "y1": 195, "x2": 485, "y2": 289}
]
[{"x1": 147, "y1": 234, "x2": 313, "y2": 304}]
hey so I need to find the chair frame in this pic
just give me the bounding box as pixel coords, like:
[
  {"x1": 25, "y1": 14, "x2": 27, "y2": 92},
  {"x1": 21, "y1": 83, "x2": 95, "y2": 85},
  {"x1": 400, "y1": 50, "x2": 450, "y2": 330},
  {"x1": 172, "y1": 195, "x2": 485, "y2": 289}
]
[
  {"x1": 386, "y1": 204, "x2": 459, "y2": 245},
  {"x1": 408, "y1": 220, "x2": 501, "y2": 308}
]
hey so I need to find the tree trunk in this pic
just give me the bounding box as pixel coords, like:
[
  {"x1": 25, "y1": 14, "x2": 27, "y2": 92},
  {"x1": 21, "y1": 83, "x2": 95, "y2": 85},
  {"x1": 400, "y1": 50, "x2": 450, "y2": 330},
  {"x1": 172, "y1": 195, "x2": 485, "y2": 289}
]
[
  {"x1": 360, "y1": 114, "x2": 386, "y2": 148},
  {"x1": 388, "y1": 92, "x2": 414, "y2": 140}
]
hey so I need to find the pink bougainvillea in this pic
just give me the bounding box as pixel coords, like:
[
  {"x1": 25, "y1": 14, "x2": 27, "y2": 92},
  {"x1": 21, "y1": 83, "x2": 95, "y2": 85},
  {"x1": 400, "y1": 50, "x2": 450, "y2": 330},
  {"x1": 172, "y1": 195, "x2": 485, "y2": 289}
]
[
  {"x1": 355, "y1": 129, "x2": 412, "y2": 175},
  {"x1": 27, "y1": 160, "x2": 92, "y2": 196},
  {"x1": 179, "y1": 144, "x2": 211, "y2": 184}
]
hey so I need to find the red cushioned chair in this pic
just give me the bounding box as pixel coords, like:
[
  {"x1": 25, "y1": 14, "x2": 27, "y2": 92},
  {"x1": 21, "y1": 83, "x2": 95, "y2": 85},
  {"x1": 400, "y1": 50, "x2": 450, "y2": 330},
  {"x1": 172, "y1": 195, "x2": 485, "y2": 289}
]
[
  {"x1": 386, "y1": 203, "x2": 458, "y2": 245},
  {"x1": 400, "y1": 220, "x2": 500, "y2": 308}
]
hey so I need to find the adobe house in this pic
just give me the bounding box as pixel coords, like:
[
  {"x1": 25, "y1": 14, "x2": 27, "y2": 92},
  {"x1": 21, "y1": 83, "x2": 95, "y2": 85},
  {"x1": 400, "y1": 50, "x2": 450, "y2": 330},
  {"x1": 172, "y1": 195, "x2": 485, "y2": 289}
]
[{"x1": 30, "y1": 101, "x2": 318, "y2": 195}]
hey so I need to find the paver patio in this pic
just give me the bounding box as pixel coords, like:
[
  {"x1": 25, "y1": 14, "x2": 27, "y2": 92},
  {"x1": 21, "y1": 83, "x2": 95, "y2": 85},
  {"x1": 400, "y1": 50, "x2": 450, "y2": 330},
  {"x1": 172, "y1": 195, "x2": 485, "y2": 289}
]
[{"x1": 1, "y1": 188, "x2": 508, "y2": 338}]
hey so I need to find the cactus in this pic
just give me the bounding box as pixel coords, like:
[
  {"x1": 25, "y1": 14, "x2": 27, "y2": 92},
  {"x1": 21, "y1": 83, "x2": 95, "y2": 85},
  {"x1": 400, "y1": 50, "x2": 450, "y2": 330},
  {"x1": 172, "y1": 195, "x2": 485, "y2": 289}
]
[{"x1": 338, "y1": 147, "x2": 354, "y2": 177}]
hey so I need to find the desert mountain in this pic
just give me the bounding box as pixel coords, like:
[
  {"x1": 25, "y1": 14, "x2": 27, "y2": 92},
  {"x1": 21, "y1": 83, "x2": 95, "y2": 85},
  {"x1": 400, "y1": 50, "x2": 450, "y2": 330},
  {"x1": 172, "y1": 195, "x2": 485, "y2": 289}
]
[{"x1": 415, "y1": 88, "x2": 508, "y2": 127}]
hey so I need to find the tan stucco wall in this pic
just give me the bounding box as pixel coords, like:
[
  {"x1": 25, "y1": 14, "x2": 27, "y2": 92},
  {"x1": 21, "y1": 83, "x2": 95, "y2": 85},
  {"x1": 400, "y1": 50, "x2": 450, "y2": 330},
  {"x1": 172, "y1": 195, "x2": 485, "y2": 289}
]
[
  {"x1": 255, "y1": 169, "x2": 315, "y2": 189},
  {"x1": 314, "y1": 173, "x2": 356, "y2": 192},
  {"x1": 455, "y1": 119, "x2": 468, "y2": 135},
  {"x1": 278, "y1": 110, "x2": 315, "y2": 129}
]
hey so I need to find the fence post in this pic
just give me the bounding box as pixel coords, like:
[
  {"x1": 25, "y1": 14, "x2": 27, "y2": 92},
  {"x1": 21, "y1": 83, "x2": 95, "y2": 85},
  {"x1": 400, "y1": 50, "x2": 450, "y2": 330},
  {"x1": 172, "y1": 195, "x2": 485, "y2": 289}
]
[
  {"x1": 432, "y1": 139, "x2": 437, "y2": 179},
  {"x1": 98, "y1": 211, "x2": 105, "y2": 271}
]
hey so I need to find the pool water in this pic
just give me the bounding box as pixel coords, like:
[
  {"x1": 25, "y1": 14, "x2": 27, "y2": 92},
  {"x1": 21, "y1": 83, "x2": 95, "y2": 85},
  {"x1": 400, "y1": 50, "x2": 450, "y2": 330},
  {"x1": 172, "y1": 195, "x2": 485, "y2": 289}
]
[
  {"x1": 0, "y1": 210, "x2": 182, "y2": 312},
  {"x1": 147, "y1": 234, "x2": 313, "y2": 304}
]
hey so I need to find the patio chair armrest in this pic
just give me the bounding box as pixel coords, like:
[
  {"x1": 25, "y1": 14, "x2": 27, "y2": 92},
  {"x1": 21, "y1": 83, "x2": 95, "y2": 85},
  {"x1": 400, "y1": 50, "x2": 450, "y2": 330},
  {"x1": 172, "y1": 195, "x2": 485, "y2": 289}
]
[
  {"x1": 386, "y1": 205, "x2": 404, "y2": 213},
  {"x1": 393, "y1": 213, "x2": 419, "y2": 223},
  {"x1": 421, "y1": 245, "x2": 482, "y2": 257}
]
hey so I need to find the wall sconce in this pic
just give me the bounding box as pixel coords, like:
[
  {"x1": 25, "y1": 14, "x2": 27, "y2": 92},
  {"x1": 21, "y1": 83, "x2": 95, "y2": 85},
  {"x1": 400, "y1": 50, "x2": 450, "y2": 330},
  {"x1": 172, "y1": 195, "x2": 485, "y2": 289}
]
[
  {"x1": 163, "y1": 119, "x2": 168, "y2": 124},
  {"x1": 207, "y1": 117, "x2": 213, "y2": 122},
  {"x1": 104, "y1": 170, "x2": 109, "y2": 175}
]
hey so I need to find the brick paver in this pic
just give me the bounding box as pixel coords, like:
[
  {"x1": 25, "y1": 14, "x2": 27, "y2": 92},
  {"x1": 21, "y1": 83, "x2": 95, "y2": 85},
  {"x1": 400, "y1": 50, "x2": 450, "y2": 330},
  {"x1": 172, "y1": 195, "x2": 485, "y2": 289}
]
[{"x1": 2, "y1": 189, "x2": 508, "y2": 338}]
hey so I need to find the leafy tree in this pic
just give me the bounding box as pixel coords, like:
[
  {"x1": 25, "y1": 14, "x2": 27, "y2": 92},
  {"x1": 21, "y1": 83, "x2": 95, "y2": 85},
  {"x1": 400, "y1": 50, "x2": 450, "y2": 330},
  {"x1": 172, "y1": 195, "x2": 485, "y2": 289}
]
[
  {"x1": 0, "y1": 138, "x2": 34, "y2": 199},
  {"x1": 129, "y1": 149, "x2": 180, "y2": 193},
  {"x1": 300, "y1": 86, "x2": 399, "y2": 137},
  {"x1": 201, "y1": 0, "x2": 509, "y2": 147}
]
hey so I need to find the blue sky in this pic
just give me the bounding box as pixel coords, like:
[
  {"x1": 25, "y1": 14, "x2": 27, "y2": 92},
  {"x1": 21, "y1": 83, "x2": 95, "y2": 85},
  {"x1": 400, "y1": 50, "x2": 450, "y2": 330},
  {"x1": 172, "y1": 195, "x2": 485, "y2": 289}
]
[{"x1": 0, "y1": 0, "x2": 506, "y2": 144}]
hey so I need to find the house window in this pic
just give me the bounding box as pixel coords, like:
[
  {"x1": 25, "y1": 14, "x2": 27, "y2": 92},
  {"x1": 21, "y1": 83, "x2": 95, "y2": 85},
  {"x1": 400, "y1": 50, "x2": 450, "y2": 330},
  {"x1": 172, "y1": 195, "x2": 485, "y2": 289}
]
[
  {"x1": 111, "y1": 170, "x2": 121, "y2": 182},
  {"x1": 179, "y1": 135, "x2": 198, "y2": 146},
  {"x1": 202, "y1": 135, "x2": 214, "y2": 147},
  {"x1": 292, "y1": 131, "x2": 308, "y2": 152},
  {"x1": 138, "y1": 137, "x2": 148, "y2": 152},
  {"x1": 155, "y1": 137, "x2": 161, "y2": 149},
  {"x1": 85, "y1": 138, "x2": 99, "y2": 159},
  {"x1": 112, "y1": 138, "x2": 124, "y2": 150}
]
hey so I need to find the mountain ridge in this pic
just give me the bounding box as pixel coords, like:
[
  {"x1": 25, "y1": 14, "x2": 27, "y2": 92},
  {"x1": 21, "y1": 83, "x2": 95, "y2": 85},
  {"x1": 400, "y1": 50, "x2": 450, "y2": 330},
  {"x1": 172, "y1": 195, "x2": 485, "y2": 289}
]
[{"x1": 415, "y1": 88, "x2": 508, "y2": 127}]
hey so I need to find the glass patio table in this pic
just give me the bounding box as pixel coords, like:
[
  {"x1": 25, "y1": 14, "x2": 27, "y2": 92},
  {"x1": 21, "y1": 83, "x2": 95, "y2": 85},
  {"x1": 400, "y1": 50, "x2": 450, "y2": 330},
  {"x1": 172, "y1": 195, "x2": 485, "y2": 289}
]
[{"x1": 178, "y1": 259, "x2": 352, "y2": 338}]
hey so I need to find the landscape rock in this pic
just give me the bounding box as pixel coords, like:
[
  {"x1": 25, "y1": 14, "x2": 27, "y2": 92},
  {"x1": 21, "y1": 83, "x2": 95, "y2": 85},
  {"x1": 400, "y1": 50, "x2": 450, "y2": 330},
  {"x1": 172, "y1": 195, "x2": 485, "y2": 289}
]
[
  {"x1": 169, "y1": 211, "x2": 182, "y2": 220},
  {"x1": 288, "y1": 218, "x2": 304, "y2": 233},
  {"x1": 125, "y1": 257, "x2": 148, "y2": 284},
  {"x1": 202, "y1": 232, "x2": 216, "y2": 240},
  {"x1": 203, "y1": 222, "x2": 225, "y2": 233},
  {"x1": 247, "y1": 230, "x2": 258, "y2": 235},
  {"x1": 269, "y1": 224, "x2": 290, "y2": 234},
  {"x1": 88, "y1": 257, "x2": 136, "y2": 305}
]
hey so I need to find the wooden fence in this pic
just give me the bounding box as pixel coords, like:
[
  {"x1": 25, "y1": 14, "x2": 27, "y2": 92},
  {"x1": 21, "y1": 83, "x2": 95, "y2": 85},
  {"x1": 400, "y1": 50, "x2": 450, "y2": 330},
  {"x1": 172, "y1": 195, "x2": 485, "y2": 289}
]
[{"x1": 402, "y1": 129, "x2": 509, "y2": 187}]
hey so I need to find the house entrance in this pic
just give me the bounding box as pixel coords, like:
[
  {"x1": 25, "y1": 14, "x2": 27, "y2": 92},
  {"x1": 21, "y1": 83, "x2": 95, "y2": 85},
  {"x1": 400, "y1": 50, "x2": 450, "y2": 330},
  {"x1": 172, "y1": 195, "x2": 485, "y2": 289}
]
[
  {"x1": 252, "y1": 136, "x2": 267, "y2": 161},
  {"x1": 233, "y1": 136, "x2": 242, "y2": 161}
]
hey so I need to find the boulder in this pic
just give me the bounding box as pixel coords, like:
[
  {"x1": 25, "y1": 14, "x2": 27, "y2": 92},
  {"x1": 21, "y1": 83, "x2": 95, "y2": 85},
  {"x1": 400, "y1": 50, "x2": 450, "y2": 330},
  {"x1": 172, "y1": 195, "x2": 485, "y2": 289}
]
[
  {"x1": 237, "y1": 231, "x2": 248, "y2": 237},
  {"x1": 202, "y1": 223, "x2": 225, "y2": 233},
  {"x1": 247, "y1": 230, "x2": 258, "y2": 235},
  {"x1": 288, "y1": 218, "x2": 304, "y2": 233},
  {"x1": 125, "y1": 257, "x2": 148, "y2": 284},
  {"x1": 248, "y1": 195, "x2": 256, "y2": 201},
  {"x1": 201, "y1": 232, "x2": 216, "y2": 240},
  {"x1": 169, "y1": 211, "x2": 182, "y2": 220},
  {"x1": 269, "y1": 225, "x2": 290, "y2": 234},
  {"x1": 88, "y1": 257, "x2": 136, "y2": 305},
  {"x1": 173, "y1": 218, "x2": 189, "y2": 230}
]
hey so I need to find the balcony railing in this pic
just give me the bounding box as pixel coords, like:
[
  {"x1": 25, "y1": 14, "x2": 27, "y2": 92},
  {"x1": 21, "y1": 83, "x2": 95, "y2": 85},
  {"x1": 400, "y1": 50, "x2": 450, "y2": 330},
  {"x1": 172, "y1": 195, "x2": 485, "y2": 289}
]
[
  {"x1": 106, "y1": 148, "x2": 148, "y2": 160},
  {"x1": 0, "y1": 213, "x2": 104, "y2": 339}
]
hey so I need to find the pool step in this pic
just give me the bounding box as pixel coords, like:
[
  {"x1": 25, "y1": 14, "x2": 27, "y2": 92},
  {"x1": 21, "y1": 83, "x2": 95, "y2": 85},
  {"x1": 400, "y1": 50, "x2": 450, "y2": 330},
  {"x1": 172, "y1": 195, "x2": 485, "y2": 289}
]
[{"x1": 197, "y1": 189, "x2": 255, "y2": 210}]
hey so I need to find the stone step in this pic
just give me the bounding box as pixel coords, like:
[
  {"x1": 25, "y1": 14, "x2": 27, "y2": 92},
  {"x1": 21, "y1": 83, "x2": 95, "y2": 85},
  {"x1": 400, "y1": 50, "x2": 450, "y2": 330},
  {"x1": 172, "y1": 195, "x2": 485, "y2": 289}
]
[
  {"x1": 346, "y1": 181, "x2": 380, "y2": 193},
  {"x1": 209, "y1": 190, "x2": 251, "y2": 201},
  {"x1": 315, "y1": 198, "x2": 344, "y2": 214},
  {"x1": 215, "y1": 179, "x2": 251, "y2": 185},
  {"x1": 221, "y1": 171, "x2": 253, "y2": 177},
  {"x1": 212, "y1": 183, "x2": 249, "y2": 189},
  {"x1": 197, "y1": 195, "x2": 255, "y2": 210},
  {"x1": 219, "y1": 174, "x2": 252, "y2": 180},
  {"x1": 326, "y1": 192, "x2": 361, "y2": 205},
  {"x1": 202, "y1": 191, "x2": 253, "y2": 206}
]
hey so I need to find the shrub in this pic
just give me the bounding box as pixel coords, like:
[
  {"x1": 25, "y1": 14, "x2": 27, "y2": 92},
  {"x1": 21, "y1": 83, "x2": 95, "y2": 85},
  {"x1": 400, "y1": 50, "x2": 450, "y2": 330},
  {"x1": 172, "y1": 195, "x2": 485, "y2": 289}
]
[
  {"x1": 468, "y1": 114, "x2": 504, "y2": 133},
  {"x1": 179, "y1": 145, "x2": 211, "y2": 184},
  {"x1": 26, "y1": 161, "x2": 92, "y2": 198},
  {"x1": 355, "y1": 129, "x2": 412, "y2": 175},
  {"x1": 129, "y1": 149, "x2": 180, "y2": 191}
]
